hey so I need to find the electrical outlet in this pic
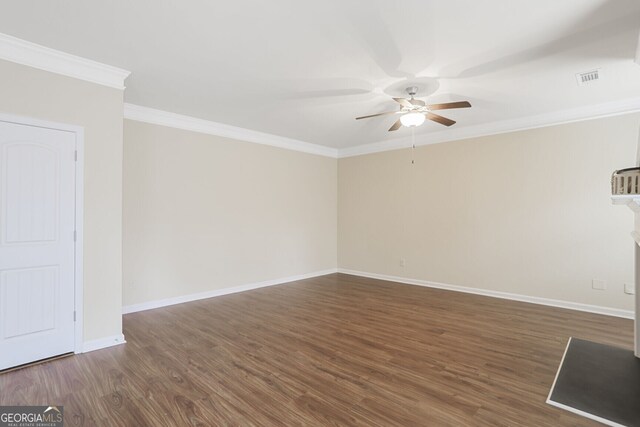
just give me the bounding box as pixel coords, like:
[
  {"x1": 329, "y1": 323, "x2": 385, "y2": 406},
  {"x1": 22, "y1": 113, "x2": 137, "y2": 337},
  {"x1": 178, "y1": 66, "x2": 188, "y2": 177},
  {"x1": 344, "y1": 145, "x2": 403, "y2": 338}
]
[
  {"x1": 624, "y1": 283, "x2": 635, "y2": 295},
  {"x1": 592, "y1": 279, "x2": 606, "y2": 290},
  {"x1": 399, "y1": 258, "x2": 406, "y2": 267}
]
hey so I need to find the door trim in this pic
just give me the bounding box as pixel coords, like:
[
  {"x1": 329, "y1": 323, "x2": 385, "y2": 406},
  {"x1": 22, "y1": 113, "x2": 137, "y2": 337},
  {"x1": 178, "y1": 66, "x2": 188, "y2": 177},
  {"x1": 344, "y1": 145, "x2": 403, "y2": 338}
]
[{"x1": 0, "y1": 112, "x2": 84, "y2": 354}]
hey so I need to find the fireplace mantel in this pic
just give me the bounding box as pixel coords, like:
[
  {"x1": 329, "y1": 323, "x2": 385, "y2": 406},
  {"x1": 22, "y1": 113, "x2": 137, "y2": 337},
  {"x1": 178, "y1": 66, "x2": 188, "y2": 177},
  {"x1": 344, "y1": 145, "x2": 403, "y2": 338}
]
[
  {"x1": 611, "y1": 194, "x2": 640, "y2": 358},
  {"x1": 612, "y1": 194, "x2": 640, "y2": 211},
  {"x1": 612, "y1": 195, "x2": 640, "y2": 246}
]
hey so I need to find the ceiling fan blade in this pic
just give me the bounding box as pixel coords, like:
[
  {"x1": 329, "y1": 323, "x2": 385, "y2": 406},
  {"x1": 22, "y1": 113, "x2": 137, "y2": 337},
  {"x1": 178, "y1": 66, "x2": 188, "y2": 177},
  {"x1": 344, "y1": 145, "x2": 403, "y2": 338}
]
[
  {"x1": 389, "y1": 119, "x2": 402, "y2": 131},
  {"x1": 426, "y1": 112, "x2": 456, "y2": 127},
  {"x1": 393, "y1": 97, "x2": 413, "y2": 108},
  {"x1": 355, "y1": 111, "x2": 398, "y2": 120},
  {"x1": 427, "y1": 101, "x2": 471, "y2": 111},
  {"x1": 409, "y1": 98, "x2": 426, "y2": 107}
]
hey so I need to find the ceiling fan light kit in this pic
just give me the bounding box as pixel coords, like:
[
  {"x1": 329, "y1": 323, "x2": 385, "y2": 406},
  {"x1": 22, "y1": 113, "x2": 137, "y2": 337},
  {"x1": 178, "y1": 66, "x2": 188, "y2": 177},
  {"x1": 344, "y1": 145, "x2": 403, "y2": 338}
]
[
  {"x1": 400, "y1": 112, "x2": 425, "y2": 127},
  {"x1": 355, "y1": 86, "x2": 471, "y2": 132}
]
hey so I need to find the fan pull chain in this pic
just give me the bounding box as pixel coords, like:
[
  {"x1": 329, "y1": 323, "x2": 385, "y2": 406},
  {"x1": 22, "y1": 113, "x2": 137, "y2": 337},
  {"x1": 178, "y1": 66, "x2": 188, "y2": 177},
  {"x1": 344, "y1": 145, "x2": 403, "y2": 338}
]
[{"x1": 411, "y1": 127, "x2": 416, "y2": 165}]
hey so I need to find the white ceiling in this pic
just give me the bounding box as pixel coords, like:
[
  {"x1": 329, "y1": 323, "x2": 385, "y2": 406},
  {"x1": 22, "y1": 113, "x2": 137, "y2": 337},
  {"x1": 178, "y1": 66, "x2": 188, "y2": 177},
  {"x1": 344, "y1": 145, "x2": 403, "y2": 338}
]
[{"x1": 1, "y1": 0, "x2": 640, "y2": 150}]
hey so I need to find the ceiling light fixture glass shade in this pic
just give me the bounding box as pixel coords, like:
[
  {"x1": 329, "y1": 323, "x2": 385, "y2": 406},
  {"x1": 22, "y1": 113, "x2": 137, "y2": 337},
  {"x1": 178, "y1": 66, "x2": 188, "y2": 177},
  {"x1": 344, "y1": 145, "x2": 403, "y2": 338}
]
[{"x1": 400, "y1": 112, "x2": 426, "y2": 127}]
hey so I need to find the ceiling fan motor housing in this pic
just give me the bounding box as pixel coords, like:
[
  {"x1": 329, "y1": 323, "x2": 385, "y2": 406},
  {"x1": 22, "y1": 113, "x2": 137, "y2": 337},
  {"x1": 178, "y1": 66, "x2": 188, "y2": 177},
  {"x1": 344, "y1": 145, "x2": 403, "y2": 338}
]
[
  {"x1": 406, "y1": 86, "x2": 419, "y2": 97},
  {"x1": 354, "y1": 90, "x2": 471, "y2": 131}
]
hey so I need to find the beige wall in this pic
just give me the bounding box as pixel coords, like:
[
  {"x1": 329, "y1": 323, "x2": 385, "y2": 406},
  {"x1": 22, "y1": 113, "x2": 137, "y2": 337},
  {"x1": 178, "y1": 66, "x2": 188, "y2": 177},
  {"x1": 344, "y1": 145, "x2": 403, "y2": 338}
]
[
  {"x1": 123, "y1": 120, "x2": 337, "y2": 307},
  {"x1": 2, "y1": 55, "x2": 632, "y2": 336},
  {"x1": 0, "y1": 59, "x2": 124, "y2": 341},
  {"x1": 339, "y1": 114, "x2": 639, "y2": 311}
]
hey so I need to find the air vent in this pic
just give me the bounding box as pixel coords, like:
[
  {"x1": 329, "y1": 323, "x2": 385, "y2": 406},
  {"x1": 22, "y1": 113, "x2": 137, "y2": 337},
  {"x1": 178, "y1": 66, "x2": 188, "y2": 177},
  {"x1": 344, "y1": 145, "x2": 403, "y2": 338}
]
[{"x1": 576, "y1": 69, "x2": 601, "y2": 86}]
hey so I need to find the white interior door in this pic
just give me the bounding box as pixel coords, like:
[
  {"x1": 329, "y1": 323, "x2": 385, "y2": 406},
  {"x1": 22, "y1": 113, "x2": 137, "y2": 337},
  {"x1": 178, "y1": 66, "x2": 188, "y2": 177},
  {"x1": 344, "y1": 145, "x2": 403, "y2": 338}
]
[{"x1": 0, "y1": 120, "x2": 77, "y2": 370}]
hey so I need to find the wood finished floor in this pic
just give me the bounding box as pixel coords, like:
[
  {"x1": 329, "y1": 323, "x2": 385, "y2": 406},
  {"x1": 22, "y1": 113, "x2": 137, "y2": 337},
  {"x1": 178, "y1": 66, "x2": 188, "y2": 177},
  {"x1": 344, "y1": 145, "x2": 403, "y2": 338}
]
[{"x1": 0, "y1": 273, "x2": 633, "y2": 426}]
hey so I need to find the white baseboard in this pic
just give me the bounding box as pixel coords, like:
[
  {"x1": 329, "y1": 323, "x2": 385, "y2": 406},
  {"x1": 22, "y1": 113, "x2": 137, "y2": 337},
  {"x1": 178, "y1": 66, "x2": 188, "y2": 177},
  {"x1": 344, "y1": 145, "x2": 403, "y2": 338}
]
[
  {"x1": 122, "y1": 268, "x2": 338, "y2": 314},
  {"x1": 81, "y1": 334, "x2": 126, "y2": 353},
  {"x1": 338, "y1": 269, "x2": 634, "y2": 319}
]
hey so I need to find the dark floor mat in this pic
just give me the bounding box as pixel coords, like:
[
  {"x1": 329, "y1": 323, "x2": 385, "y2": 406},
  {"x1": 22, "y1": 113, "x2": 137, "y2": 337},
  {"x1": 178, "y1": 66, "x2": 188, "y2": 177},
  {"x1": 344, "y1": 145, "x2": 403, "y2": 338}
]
[{"x1": 547, "y1": 337, "x2": 640, "y2": 427}]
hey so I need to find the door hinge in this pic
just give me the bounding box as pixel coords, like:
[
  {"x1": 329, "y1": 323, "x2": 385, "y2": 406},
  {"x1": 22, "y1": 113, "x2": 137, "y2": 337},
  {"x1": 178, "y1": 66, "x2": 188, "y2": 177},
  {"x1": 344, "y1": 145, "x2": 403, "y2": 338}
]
[
  {"x1": 73, "y1": 311, "x2": 76, "y2": 322},
  {"x1": 74, "y1": 150, "x2": 78, "y2": 162},
  {"x1": 73, "y1": 230, "x2": 77, "y2": 242}
]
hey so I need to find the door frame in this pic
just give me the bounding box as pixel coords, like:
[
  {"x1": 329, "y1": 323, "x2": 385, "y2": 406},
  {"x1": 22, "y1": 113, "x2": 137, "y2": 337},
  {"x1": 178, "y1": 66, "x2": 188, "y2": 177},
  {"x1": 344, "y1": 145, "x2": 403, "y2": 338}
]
[{"x1": 0, "y1": 112, "x2": 84, "y2": 354}]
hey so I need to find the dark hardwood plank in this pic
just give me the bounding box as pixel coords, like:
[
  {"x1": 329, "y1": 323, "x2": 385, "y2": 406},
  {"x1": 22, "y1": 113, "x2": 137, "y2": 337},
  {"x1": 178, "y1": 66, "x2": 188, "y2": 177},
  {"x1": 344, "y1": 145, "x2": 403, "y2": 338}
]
[{"x1": 0, "y1": 273, "x2": 633, "y2": 426}]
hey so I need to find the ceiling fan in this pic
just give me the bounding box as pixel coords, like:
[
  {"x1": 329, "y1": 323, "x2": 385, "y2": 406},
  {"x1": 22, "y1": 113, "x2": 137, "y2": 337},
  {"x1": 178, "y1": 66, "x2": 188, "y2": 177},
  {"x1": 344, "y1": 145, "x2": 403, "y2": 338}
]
[{"x1": 356, "y1": 86, "x2": 471, "y2": 131}]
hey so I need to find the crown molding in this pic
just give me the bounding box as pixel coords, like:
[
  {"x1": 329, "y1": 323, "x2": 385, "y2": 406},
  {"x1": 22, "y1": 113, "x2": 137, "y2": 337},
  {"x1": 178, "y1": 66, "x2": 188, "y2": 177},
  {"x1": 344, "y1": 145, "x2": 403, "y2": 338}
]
[
  {"x1": 124, "y1": 103, "x2": 338, "y2": 158},
  {"x1": 0, "y1": 33, "x2": 130, "y2": 90},
  {"x1": 338, "y1": 97, "x2": 640, "y2": 158}
]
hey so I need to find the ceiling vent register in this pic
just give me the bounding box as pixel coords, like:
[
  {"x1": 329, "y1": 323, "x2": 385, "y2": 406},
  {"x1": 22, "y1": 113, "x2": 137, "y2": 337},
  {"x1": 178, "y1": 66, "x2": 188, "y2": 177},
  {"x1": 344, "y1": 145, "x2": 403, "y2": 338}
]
[{"x1": 576, "y1": 69, "x2": 601, "y2": 86}]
